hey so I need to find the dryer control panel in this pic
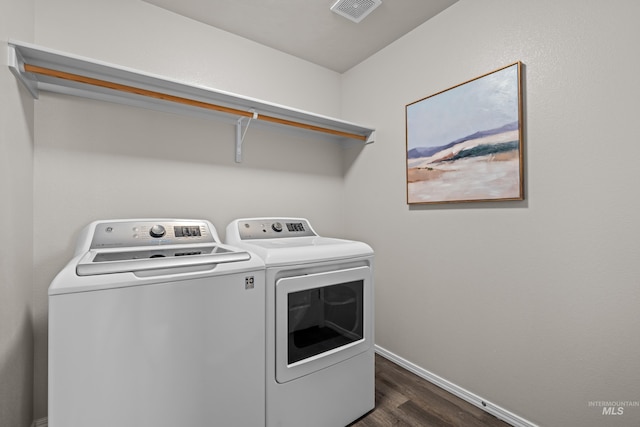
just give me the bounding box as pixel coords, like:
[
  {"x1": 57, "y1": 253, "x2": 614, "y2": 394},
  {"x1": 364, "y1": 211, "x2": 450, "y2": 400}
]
[
  {"x1": 235, "y1": 218, "x2": 317, "y2": 240},
  {"x1": 89, "y1": 220, "x2": 216, "y2": 249}
]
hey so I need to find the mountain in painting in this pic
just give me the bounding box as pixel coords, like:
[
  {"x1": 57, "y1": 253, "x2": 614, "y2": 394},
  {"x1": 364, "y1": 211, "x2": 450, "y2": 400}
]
[{"x1": 408, "y1": 121, "x2": 519, "y2": 159}]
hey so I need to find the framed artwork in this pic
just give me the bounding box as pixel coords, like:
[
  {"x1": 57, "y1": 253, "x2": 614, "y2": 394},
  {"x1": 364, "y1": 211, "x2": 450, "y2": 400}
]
[{"x1": 406, "y1": 62, "x2": 524, "y2": 205}]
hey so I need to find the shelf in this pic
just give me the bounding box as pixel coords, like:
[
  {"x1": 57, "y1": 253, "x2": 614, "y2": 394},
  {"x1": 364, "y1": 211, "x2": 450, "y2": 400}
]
[{"x1": 7, "y1": 40, "x2": 375, "y2": 162}]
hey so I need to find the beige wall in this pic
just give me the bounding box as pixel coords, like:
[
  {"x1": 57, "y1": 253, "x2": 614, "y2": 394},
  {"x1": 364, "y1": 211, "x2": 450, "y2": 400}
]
[
  {"x1": 342, "y1": 1, "x2": 640, "y2": 426},
  {"x1": 0, "y1": 0, "x2": 35, "y2": 426}
]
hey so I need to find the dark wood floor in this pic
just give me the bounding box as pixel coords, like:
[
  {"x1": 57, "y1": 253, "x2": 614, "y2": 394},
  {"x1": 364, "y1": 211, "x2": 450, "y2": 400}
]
[{"x1": 349, "y1": 354, "x2": 511, "y2": 427}]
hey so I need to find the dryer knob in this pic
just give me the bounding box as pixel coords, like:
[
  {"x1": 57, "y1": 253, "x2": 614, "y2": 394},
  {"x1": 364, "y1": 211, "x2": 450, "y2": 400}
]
[
  {"x1": 149, "y1": 224, "x2": 166, "y2": 238},
  {"x1": 272, "y1": 222, "x2": 283, "y2": 232}
]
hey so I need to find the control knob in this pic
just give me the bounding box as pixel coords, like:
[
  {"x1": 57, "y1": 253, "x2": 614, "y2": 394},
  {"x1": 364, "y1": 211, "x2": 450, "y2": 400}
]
[
  {"x1": 149, "y1": 224, "x2": 166, "y2": 238},
  {"x1": 271, "y1": 222, "x2": 283, "y2": 232}
]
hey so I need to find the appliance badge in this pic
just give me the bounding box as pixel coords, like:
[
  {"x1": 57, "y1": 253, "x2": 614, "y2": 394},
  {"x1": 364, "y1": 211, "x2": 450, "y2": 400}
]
[{"x1": 245, "y1": 276, "x2": 255, "y2": 290}]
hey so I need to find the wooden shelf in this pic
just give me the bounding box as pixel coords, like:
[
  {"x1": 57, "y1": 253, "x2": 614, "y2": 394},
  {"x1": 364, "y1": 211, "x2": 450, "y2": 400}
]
[{"x1": 8, "y1": 40, "x2": 375, "y2": 162}]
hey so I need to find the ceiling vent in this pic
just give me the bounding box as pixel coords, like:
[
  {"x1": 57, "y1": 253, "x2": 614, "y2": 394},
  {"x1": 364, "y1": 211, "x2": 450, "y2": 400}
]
[{"x1": 330, "y1": 0, "x2": 382, "y2": 23}]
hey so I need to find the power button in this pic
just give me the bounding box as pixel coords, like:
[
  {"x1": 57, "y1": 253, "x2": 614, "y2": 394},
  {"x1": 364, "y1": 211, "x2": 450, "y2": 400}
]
[{"x1": 149, "y1": 224, "x2": 166, "y2": 238}]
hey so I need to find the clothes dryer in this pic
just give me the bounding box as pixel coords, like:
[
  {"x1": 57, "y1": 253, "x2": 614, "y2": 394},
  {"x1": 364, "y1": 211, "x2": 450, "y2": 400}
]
[
  {"x1": 48, "y1": 219, "x2": 265, "y2": 427},
  {"x1": 226, "y1": 217, "x2": 374, "y2": 427}
]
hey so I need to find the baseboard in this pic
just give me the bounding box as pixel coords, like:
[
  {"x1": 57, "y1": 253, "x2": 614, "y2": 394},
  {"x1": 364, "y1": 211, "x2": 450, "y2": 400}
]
[
  {"x1": 32, "y1": 417, "x2": 47, "y2": 427},
  {"x1": 374, "y1": 345, "x2": 538, "y2": 427}
]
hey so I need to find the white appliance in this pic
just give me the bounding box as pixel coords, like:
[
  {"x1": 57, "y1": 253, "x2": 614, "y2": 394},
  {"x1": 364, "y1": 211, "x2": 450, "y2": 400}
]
[
  {"x1": 226, "y1": 217, "x2": 374, "y2": 427},
  {"x1": 48, "y1": 219, "x2": 266, "y2": 427}
]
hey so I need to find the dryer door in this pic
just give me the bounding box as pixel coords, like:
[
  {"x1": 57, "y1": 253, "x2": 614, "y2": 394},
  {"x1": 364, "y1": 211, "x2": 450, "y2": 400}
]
[{"x1": 275, "y1": 266, "x2": 372, "y2": 383}]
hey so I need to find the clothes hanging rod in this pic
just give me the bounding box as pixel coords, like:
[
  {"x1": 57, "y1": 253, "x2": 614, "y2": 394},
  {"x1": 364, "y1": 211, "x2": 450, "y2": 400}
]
[{"x1": 23, "y1": 63, "x2": 368, "y2": 142}]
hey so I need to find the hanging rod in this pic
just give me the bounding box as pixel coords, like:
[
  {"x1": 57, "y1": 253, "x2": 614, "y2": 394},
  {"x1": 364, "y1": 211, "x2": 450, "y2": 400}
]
[{"x1": 22, "y1": 63, "x2": 368, "y2": 142}]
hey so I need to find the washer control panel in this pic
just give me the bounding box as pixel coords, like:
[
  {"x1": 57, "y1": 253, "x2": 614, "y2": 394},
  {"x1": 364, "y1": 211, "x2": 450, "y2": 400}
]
[
  {"x1": 236, "y1": 218, "x2": 316, "y2": 240},
  {"x1": 90, "y1": 220, "x2": 216, "y2": 249}
]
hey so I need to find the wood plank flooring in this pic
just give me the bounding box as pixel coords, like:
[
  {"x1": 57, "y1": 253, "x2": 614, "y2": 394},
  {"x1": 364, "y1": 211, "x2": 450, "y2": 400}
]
[{"x1": 348, "y1": 354, "x2": 511, "y2": 427}]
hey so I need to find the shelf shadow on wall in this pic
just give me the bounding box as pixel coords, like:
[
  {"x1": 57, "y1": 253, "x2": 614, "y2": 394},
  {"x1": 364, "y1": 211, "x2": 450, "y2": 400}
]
[{"x1": 35, "y1": 92, "x2": 350, "y2": 179}]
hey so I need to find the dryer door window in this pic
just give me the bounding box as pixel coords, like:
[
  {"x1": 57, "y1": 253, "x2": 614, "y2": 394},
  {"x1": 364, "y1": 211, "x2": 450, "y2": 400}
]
[
  {"x1": 288, "y1": 279, "x2": 363, "y2": 364},
  {"x1": 275, "y1": 266, "x2": 372, "y2": 384}
]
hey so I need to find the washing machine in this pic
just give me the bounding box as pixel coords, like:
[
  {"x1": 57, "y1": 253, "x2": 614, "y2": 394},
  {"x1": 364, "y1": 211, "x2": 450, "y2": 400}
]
[
  {"x1": 226, "y1": 217, "x2": 374, "y2": 427},
  {"x1": 48, "y1": 219, "x2": 266, "y2": 427}
]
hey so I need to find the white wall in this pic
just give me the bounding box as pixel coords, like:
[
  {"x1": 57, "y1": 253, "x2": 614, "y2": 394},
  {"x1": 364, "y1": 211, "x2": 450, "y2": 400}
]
[
  {"x1": 0, "y1": 0, "x2": 35, "y2": 426},
  {"x1": 32, "y1": 0, "x2": 348, "y2": 418},
  {"x1": 342, "y1": 1, "x2": 640, "y2": 426}
]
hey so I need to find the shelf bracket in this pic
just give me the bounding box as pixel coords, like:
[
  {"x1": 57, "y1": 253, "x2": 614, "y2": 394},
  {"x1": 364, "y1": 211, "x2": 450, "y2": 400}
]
[
  {"x1": 7, "y1": 44, "x2": 39, "y2": 98},
  {"x1": 235, "y1": 110, "x2": 258, "y2": 163},
  {"x1": 366, "y1": 130, "x2": 376, "y2": 144}
]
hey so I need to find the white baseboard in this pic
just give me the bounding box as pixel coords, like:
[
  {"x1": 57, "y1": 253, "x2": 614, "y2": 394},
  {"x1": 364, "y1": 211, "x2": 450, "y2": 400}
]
[
  {"x1": 32, "y1": 417, "x2": 47, "y2": 427},
  {"x1": 374, "y1": 345, "x2": 538, "y2": 427}
]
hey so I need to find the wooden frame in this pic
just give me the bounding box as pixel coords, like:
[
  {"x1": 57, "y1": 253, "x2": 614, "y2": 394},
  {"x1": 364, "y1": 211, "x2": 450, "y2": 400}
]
[{"x1": 406, "y1": 62, "x2": 524, "y2": 205}]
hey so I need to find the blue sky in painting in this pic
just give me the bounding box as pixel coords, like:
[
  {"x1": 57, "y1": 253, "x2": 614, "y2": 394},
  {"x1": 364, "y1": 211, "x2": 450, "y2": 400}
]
[{"x1": 407, "y1": 64, "x2": 519, "y2": 150}]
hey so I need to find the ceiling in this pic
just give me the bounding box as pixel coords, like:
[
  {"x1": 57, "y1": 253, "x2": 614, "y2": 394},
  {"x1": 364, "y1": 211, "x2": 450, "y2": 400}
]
[{"x1": 143, "y1": 0, "x2": 459, "y2": 73}]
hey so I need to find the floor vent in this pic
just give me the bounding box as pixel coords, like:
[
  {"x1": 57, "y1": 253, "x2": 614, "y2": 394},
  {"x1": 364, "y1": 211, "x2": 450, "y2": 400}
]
[{"x1": 330, "y1": 0, "x2": 382, "y2": 23}]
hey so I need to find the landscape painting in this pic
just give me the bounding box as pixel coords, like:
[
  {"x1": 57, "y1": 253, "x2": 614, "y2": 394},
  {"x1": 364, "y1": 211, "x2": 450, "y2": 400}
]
[{"x1": 406, "y1": 62, "x2": 523, "y2": 204}]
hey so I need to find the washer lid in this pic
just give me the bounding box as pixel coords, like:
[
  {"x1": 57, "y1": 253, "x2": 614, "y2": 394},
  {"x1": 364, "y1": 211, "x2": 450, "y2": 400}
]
[
  {"x1": 49, "y1": 218, "x2": 264, "y2": 295},
  {"x1": 75, "y1": 244, "x2": 251, "y2": 276}
]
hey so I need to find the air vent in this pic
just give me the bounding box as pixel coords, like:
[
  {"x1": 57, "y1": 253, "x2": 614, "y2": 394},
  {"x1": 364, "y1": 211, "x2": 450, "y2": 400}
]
[{"x1": 330, "y1": 0, "x2": 382, "y2": 23}]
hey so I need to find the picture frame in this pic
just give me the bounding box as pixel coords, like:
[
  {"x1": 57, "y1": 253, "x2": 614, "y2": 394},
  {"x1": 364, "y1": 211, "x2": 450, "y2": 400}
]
[{"x1": 406, "y1": 62, "x2": 524, "y2": 205}]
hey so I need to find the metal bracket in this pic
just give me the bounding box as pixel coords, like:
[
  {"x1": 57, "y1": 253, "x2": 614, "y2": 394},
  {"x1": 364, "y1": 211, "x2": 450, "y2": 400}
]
[
  {"x1": 235, "y1": 110, "x2": 258, "y2": 163},
  {"x1": 365, "y1": 130, "x2": 376, "y2": 144}
]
